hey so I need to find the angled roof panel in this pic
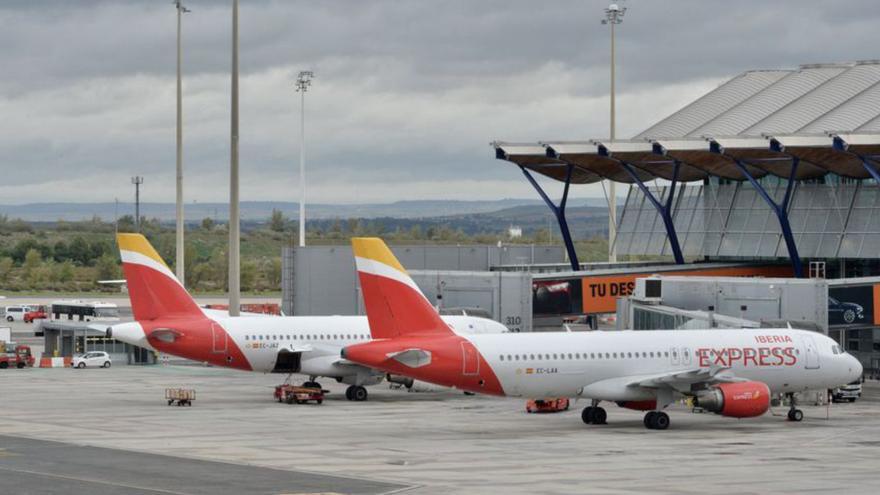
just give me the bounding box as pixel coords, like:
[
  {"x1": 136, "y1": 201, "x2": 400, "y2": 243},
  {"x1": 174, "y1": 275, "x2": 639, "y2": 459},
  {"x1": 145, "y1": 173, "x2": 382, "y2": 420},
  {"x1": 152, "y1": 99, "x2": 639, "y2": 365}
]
[
  {"x1": 634, "y1": 70, "x2": 790, "y2": 140},
  {"x1": 799, "y1": 79, "x2": 880, "y2": 134},
  {"x1": 744, "y1": 62, "x2": 880, "y2": 135},
  {"x1": 689, "y1": 66, "x2": 848, "y2": 137},
  {"x1": 857, "y1": 113, "x2": 880, "y2": 132}
]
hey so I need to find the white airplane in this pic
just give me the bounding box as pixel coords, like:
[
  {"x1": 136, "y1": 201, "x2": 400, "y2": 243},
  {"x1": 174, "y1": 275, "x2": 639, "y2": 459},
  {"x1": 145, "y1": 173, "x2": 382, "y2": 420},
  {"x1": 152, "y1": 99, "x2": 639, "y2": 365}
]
[
  {"x1": 342, "y1": 238, "x2": 863, "y2": 429},
  {"x1": 107, "y1": 234, "x2": 507, "y2": 401}
]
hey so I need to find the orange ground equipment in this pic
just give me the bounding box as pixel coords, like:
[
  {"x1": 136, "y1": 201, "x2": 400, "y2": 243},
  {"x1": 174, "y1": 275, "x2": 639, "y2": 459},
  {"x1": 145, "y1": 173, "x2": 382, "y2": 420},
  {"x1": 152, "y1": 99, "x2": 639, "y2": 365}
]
[
  {"x1": 526, "y1": 398, "x2": 570, "y2": 413},
  {"x1": 274, "y1": 384, "x2": 325, "y2": 405}
]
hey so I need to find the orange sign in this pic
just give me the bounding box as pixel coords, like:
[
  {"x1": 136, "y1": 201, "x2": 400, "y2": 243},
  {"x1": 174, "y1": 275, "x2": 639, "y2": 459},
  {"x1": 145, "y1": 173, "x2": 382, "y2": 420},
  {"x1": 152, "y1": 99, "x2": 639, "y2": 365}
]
[
  {"x1": 873, "y1": 284, "x2": 880, "y2": 326},
  {"x1": 581, "y1": 265, "x2": 794, "y2": 314}
]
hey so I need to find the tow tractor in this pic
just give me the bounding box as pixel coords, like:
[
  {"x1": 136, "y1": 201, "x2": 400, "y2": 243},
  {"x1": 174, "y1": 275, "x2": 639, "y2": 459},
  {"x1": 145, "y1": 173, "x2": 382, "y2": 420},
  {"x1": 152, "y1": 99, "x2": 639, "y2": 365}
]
[
  {"x1": 526, "y1": 398, "x2": 570, "y2": 413},
  {"x1": 23, "y1": 306, "x2": 47, "y2": 324},
  {"x1": 0, "y1": 343, "x2": 35, "y2": 369},
  {"x1": 274, "y1": 382, "x2": 326, "y2": 405}
]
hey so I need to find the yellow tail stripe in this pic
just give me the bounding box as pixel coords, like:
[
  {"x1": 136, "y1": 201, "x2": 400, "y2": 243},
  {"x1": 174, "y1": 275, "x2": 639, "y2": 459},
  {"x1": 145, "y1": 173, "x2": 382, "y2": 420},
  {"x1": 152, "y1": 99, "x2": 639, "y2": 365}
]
[
  {"x1": 117, "y1": 233, "x2": 169, "y2": 269},
  {"x1": 351, "y1": 237, "x2": 407, "y2": 275}
]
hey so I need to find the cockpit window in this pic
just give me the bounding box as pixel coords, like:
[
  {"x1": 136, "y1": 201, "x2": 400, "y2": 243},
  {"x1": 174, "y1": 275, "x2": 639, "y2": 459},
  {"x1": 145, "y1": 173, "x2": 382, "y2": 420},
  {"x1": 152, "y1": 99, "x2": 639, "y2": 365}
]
[{"x1": 831, "y1": 345, "x2": 844, "y2": 355}]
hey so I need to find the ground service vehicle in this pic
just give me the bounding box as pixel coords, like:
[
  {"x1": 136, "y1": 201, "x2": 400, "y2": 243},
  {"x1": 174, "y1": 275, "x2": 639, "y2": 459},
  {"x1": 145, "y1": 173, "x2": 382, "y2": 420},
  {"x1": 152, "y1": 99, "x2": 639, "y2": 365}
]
[
  {"x1": 0, "y1": 344, "x2": 35, "y2": 369},
  {"x1": 166, "y1": 388, "x2": 195, "y2": 406},
  {"x1": 832, "y1": 379, "x2": 863, "y2": 402},
  {"x1": 24, "y1": 306, "x2": 48, "y2": 323},
  {"x1": 341, "y1": 238, "x2": 863, "y2": 430},
  {"x1": 72, "y1": 351, "x2": 112, "y2": 368},
  {"x1": 107, "y1": 234, "x2": 507, "y2": 401},
  {"x1": 526, "y1": 398, "x2": 570, "y2": 413},
  {"x1": 274, "y1": 384, "x2": 325, "y2": 405},
  {"x1": 51, "y1": 301, "x2": 120, "y2": 323},
  {"x1": 4, "y1": 305, "x2": 33, "y2": 322}
]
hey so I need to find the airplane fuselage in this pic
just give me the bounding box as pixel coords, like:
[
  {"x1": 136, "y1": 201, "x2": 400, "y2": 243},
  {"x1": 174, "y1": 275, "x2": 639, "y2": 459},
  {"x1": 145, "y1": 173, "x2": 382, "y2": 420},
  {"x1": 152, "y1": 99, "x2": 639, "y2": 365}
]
[{"x1": 344, "y1": 328, "x2": 861, "y2": 400}]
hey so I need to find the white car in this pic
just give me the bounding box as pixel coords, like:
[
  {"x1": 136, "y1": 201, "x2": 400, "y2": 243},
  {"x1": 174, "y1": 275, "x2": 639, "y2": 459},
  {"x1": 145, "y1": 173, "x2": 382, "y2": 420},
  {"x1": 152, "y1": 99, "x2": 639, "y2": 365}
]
[
  {"x1": 72, "y1": 351, "x2": 112, "y2": 369},
  {"x1": 4, "y1": 305, "x2": 33, "y2": 322}
]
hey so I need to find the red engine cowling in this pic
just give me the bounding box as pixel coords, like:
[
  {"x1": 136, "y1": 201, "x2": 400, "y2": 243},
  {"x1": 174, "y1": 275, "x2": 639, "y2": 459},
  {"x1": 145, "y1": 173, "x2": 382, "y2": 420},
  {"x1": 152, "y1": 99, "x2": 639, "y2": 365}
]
[{"x1": 693, "y1": 381, "x2": 770, "y2": 418}]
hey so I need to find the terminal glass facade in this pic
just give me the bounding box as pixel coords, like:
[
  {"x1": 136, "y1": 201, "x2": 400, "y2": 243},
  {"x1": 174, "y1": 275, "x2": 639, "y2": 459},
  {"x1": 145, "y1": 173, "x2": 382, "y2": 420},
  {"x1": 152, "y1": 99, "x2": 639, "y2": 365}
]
[{"x1": 616, "y1": 177, "x2": 880, "y2": 263}]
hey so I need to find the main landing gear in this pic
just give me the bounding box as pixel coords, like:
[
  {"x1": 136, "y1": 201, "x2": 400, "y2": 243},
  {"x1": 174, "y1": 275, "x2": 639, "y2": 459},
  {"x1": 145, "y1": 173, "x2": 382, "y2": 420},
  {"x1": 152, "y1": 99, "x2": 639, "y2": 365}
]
[
  {"x1": 346, "y1": 385, "x2": 368, "y2": 401},
  {"x1": 786, "y1": 393, "x2": 804, "y2": 422},
  {"x1": 643, "y1": 411, "x2": 670, "y2": 430},
  {"x1": 581, "y1": 400, "x2": 607, "y2": 425}
]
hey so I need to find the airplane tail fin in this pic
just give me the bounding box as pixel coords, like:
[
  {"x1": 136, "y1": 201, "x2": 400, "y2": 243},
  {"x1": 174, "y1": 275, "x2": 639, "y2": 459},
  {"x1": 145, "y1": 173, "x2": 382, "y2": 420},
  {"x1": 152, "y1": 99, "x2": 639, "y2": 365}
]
[
  {"x1": 117, "y1": 233, "x2": 203, "y2": 321},
  {"x1": 351, "y1": 237, "x2": 451, "y2": 339}
]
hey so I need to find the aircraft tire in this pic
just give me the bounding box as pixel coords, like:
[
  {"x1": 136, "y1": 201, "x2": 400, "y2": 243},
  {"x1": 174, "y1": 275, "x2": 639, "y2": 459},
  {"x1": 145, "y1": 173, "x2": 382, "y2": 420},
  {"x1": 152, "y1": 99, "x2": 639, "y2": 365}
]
[
  {"x1": 644, "y1": 411, "x2": 657, "y2": 429},
  {"x1": 787, "y1": 409, "x2": 803, "y2": 422},
  {"x1": 652, "y1": 412, "x2": 670, "y2": 430},
  {"x1": 352, "y1": 386, "x2": 368, "y2": 401},
  {"x1": 581, "y1": 406, "x2": 595, "y2": 424},
  {"x1": 592, "y1": 407, "x2": 607, "y2": 425}
]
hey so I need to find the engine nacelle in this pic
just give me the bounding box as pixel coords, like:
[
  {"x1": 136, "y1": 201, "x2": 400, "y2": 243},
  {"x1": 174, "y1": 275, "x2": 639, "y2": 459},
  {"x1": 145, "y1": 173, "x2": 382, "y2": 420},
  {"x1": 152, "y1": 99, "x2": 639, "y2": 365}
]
[
  {"x1": 386, "y1": 373, "x2": 414, "y2": 389},
  {"x1": 693, "y1": 381, "x2": 770, "y2": 418}
]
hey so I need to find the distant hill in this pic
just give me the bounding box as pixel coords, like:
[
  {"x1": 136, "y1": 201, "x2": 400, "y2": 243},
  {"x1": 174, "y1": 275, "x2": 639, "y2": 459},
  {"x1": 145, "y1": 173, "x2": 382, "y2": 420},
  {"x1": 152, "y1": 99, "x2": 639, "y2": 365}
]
[{"x1": 0, "y1": 198, "x2": 616, "y2": 222}]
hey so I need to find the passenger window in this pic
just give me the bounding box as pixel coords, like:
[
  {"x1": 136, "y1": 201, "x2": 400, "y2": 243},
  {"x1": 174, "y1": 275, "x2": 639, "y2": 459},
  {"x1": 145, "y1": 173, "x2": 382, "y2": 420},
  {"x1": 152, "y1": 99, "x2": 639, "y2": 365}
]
[
  {"x1": 613, "y1": 352, "x2": 617, "y2": 358},
  {"x1": 553, "y1": 353, "x2": 558, "y2": 359},
  {"x1": 507, "y1": 354, "x2": 512, "y2": 361},
  {"x1": 244, "y1": 335, "x2": 249, "y2": 341},
  {"x1": 529, "y1": 354, "x2": 535, "y2": 360},
  {"x1": 500, "y1": 355, "x2": 504, "y2": 361},
  {"x1": 664, "y1": 352, "x2": 669, "y2": 357}
]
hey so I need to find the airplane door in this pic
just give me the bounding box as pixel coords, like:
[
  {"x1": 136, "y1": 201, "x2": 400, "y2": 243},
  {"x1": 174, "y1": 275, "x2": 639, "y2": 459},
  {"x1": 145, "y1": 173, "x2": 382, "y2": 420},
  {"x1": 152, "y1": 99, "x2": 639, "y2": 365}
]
[
  {"x1": 212, "y1": 323, "x2": 227, "y2": 354},
  {"x1": 800, "y1": 334, "x2": 820, "y2": 369},
  {"x1": 461, "y1": 341, "x2": 480, "y2": 376}
]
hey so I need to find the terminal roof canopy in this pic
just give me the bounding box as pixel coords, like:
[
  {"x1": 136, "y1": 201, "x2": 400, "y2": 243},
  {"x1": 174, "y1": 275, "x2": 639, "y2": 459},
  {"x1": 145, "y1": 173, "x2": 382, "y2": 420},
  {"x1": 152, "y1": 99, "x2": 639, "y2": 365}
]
[{"x1": 494, "y1": 61, "x2": 880, "y2": 183}]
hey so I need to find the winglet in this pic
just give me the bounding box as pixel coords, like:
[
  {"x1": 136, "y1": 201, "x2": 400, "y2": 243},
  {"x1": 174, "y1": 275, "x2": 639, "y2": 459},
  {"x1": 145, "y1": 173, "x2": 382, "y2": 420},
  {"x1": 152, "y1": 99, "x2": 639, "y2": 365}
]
[{"x1": 352, "y1": 237, "x2": 451, "y2": 339}]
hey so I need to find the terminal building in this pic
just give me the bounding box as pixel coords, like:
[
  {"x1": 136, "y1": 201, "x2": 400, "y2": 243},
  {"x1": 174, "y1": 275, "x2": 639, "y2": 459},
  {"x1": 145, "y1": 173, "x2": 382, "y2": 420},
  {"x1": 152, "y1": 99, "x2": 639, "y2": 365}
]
[{"x1": 283, "y1": 61, "x2": 880, "y2": 375}]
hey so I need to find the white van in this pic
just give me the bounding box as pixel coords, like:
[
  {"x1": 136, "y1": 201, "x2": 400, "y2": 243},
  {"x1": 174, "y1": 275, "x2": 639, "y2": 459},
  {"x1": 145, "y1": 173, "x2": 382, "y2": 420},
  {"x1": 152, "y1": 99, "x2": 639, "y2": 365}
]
[{"x1": 4, "y1": 305, "x2": 33, "y2": 322}]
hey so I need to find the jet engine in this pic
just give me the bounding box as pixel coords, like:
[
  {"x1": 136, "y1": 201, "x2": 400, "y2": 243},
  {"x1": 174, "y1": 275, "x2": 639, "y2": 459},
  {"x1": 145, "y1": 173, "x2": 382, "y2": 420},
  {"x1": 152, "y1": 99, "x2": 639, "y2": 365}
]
[{"x1": 693, "y1": 381, "x2": 770, "y2": 418}]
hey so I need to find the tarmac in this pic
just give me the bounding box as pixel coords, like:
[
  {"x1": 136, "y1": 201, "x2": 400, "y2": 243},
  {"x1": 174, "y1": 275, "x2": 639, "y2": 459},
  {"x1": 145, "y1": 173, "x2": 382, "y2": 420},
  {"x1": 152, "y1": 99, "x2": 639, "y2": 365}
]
[{"x1": 1, "y1": 364, "x2": 879, "y2": 494}]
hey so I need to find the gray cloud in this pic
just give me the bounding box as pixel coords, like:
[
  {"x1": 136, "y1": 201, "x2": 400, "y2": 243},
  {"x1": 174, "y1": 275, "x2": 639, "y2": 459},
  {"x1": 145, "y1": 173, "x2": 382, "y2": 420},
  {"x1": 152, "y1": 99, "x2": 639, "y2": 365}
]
[{"x1": 1, "y1": 0, "x2": 879, "y2": 204}]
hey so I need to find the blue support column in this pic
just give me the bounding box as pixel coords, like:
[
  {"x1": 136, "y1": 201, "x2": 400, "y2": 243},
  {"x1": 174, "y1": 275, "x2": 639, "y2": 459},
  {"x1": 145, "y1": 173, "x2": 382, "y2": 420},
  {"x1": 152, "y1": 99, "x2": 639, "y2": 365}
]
[
  {"x1": 860, "y1": 157, "x2": 880, "y2": 183},
  {"x1": 520, "y1": 165, "x2": 580, "y2": 270},
  {"x1": 615, "y1": 160, "x2": 685, "y2": 264},
  {"x1": 732, "y1": 157, "x2": 803, "y2": 278}
]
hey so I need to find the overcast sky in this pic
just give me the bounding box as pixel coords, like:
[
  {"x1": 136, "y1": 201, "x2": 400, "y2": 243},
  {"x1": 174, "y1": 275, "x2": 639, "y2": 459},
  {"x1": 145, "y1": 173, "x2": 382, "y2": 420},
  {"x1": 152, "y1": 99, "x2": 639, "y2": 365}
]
[{"x1": 1, "y1": 0, "x2": 878, "y2": 205}]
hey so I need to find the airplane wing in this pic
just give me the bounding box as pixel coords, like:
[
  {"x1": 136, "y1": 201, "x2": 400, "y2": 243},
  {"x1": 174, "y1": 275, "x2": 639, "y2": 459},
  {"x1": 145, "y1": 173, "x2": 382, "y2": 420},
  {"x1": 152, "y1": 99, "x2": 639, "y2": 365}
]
[
  {"x1": 580, "y1": 366, "x2": 748, "y2": 409},
  {"x1": 630, "y1": 365, "x2": 747, "y2": 391}
]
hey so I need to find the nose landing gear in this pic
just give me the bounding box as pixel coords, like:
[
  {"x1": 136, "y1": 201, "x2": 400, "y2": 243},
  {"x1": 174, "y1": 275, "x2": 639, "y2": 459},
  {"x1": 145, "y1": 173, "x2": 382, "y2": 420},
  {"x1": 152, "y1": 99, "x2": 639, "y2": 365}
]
[{"x1": 786, "y1": 393, "x2": 803, "y2": 422}]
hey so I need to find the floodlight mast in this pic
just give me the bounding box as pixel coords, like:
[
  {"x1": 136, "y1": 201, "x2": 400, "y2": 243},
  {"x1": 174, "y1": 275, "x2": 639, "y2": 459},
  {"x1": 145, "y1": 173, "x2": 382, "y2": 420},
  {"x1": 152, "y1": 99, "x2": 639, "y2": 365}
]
[
  {"x1": 295, "y1": 71, "x2": 313, "y2": 248},
  {"x1": 602, "y1": 2, "x2": 625, "y2": 263},
  {"x1": 174, "y1": 0, "x2": 190, "y2": 285}
]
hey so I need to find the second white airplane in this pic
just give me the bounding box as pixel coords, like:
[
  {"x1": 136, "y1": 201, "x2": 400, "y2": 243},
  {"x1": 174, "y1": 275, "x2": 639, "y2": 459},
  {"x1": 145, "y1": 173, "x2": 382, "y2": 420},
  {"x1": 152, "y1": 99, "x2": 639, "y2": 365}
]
[
  {"x1": 342, "y1": 238, "x2": 863, "y2": 429},
  {"x1": 108, "y1": 234, "x2": 507, "y2": 401}
]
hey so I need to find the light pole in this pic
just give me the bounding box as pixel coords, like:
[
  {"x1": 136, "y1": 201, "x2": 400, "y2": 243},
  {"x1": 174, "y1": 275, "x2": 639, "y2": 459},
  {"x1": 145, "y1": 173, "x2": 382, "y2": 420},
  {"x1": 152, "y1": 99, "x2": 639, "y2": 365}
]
[
  {"x1": 174, "y1": 0, "x2": 190, "y2": 285},
  {"x1": 295, "y1": 71, "x2": 313, "y2": 247},
  {"x1": 602, "y1": 2, "x2": 625, "y2": 263},
  {"x1": 131, "y1": 176, "x2": 143, "y2": 232},
  {"x1": 229, "y1": 0, "x2": 240, "y2": 316}
]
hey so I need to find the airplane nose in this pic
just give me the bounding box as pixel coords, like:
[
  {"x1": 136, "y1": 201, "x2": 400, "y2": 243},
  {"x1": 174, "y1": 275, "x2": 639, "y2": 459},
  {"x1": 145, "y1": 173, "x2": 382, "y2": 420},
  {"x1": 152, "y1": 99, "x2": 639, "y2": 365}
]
[{"x1": 850, "y1": 355, "x2": 864, "y2": 381}]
